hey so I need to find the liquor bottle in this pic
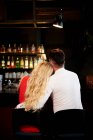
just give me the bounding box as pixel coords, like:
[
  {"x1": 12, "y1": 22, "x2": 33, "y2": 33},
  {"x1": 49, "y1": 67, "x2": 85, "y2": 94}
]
[
  {"x1": 37, "y1": 45, "x2": 41, "y2": 53},
  {"x1": 1, "y1": 44, "x2": 5, "y2": 53},
  {"x1": 13, "y1": 43, "x2": 17, "y2": 53},
  {"x1": 41, "y1": 44, "x2": 45, "y2": 53},
  {"x1": 20, "y1": 44, "x2": 23, "y2": 53},
  {"x1": 37, "y1": 55, "x2": 43, "y2": 64},
  {"x1": 5, "y1": 72, "x2": 9, "y2": 79},
  {"x1": 29, "y1": 57, "x2": 33, "y2": 68},
  {"x1": 0, "y1": 74, "x2": 3, "y2": 90},
  {"x1": 7, "y1": 56, "x2": 11, "y2": 68},
  {"x1": 25, "y1": 56, "x2": 29, "y2": 69},
  {"x1": 7, "y1": 44, "x2": 12, "y2": 53},
  {"x1": 12, "y1": 72, "x2": 16, "y2": 79},
  {"x1": 31, "y1": 44, "x2": 36, "y2": 54},
  {"x1": 11, "y1": 56, "x2": 15, "y2": 68},
  {"x1": 20, "y1": 57, "x2": 24, "y2": 68},
  {"x1": 25, "y1": 44, "x2": 29, "y2": 53},
  {"x1": 34, "y1": 57, "x2": 38, "y2": 68},
  {"x1": 1, "y1": 56, "x2": 5, "y2": 68},
  {"x1": 18, "y1": 44, "x2": 23, "y2": 53},
  {"x1": 41, "y1": 54, "x2": 47, "y2": 61},
  {"x1": 16, "y1": 57, "x2": 20, "y2": 68}
]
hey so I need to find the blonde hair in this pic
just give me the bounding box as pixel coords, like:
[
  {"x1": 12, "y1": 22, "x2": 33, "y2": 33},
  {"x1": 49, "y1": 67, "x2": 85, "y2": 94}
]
[{"x1": 24, "y1": 61, "x2": 53, "y2": 111}]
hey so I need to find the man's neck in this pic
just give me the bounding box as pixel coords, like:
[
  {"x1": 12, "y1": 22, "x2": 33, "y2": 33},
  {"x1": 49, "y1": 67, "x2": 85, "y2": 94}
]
[{"x1": 54, "y1": 65, "x2": 63, "y2": 72}]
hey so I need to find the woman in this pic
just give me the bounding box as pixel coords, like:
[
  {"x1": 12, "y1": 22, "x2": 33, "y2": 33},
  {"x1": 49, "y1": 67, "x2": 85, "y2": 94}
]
[{"x1": 16, "y1": 61, "x2": 53, "y2": 111}]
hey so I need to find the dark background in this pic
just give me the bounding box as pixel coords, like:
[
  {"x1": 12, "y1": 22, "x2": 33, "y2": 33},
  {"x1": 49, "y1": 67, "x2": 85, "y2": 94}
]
[{"x1": 0, "y1": 0, "x2": 93, "y2": 139}]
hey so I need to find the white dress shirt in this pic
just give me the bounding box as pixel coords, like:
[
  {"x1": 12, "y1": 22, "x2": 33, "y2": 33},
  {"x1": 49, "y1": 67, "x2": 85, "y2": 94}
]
[{"x1": 37, "y1": 67, "x2": 83, "y2": 113}]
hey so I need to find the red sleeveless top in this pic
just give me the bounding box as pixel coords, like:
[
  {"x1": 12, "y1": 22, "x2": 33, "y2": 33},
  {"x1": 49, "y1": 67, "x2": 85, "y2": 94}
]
[{"x1": 18, "y1": 75, "x2": 29, "y2": 103}]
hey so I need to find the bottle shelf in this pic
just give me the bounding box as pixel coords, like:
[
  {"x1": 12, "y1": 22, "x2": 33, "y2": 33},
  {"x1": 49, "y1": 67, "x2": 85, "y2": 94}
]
[
  {"x1": 0, "y1": 53, "x2": 47, "y2": 70},
  {"x1": 0, "y1": 68, "x2": 32, "y2": 71},
  {"x1": 0, "y1": 43, "x2": 46, "y2": 88},
  {"x1": 0, "y1": 52, "x2": 44, "y2": 56}
]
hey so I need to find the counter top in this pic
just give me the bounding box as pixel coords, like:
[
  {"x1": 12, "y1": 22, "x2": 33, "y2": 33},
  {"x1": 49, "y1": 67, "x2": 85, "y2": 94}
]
[
  {"x1": 0, "y1": 88, "x2": 18, "y2": 94},
  {"x1": 0, "y1": 89, "x2": 19, "y2": 107}
]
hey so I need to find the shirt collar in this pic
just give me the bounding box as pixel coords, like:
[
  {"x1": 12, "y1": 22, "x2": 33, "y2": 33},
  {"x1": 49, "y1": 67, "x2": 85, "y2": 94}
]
[{"x1": 55, "y1": 67, "x2": 65, "y2": 74}]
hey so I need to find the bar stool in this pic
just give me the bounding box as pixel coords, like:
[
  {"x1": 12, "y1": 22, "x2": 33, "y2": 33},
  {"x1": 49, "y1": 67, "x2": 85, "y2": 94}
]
[
  {"x1": 12, "y1": 108, "x2": 42, "y2": 140},
  {"x1": 53, "y1": 109, "x2": 85, "y2": 140}
]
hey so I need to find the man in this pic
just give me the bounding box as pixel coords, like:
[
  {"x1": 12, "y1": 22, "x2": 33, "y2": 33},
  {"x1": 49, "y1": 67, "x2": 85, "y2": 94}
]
[
  {"x1": 44, "y1": 48, "x2": 85, "y2": 138},
  {"x1": 47, "y1": 48, "x2": 83, "y2": 113}
]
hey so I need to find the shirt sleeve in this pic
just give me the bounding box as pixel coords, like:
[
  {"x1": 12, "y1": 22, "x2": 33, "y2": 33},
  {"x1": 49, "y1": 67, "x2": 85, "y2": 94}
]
[
  {"x1": 75, "y1": 74, "x2": 81, "y2": 90},
  {"x1": 74, "y1": 74, "x2": 82, "y2": 99},
  {"x1": 36, "y1": 77, "x2": 54, "y2": 109}
]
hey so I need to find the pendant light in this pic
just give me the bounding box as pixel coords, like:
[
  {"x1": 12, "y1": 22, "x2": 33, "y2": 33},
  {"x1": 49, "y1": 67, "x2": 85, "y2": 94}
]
[{"x1": 53, "y1": 9, "x2": 63, "y2": 28}]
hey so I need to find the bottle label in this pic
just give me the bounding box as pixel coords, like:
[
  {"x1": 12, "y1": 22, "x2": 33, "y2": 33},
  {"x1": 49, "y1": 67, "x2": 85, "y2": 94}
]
[
  {"x1": 25, "y1": 60, "x2": 28, "y2": 68},
  {"x1": 2, "y1": 60, "x2": 5, "y2": 67}
]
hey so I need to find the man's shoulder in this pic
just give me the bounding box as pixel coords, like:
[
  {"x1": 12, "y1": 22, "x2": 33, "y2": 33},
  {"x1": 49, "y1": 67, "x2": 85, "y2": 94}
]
[
  {"x1": 48, "y1": 73, "x2": 56, "y2": 83},
  {"x1": 65, "y1": 69, "x2": 78, "y2": 77}
]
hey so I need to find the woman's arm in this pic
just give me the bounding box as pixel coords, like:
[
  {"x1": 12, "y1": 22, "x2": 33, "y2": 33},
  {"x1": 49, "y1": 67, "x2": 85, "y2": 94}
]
[{"x1": 15, "y1": 102, "x2": 25, "y2": 109}]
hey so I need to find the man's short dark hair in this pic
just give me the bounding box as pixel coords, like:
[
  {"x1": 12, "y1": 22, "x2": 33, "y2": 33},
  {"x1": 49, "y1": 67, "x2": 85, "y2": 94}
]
[{"x1": 48, "y1": 48, "x2": 65, "y2": 66}]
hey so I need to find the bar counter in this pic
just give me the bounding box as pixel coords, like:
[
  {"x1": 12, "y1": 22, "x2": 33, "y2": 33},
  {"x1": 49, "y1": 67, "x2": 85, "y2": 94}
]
[
  {"x1": 0, "y1": 89, "x2": 19, "y2": 139},
  {"x1": 0, "y1": 89, "x2": 18, "y2": 107}
]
